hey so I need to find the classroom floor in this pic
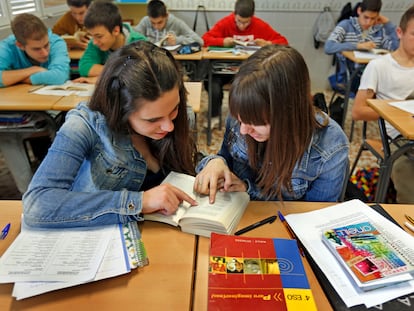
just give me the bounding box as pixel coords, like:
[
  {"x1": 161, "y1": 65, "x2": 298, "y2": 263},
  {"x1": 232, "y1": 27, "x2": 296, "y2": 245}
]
[{"x1": 0, "y1": 89, "x2": 380, "y2": 200}]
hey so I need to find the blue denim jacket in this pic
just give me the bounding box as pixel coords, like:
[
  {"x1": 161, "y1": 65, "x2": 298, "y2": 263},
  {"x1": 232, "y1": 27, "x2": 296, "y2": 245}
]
[
  {"x1": 197, "y1": 113, "x2": 349, "y2": 201},
  {"x1": 23, "y1": 102, "x2": 154, "y2": 228}
]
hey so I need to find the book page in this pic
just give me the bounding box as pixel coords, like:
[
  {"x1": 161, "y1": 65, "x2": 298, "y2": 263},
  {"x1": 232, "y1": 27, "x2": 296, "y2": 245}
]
[
  {"x1": 144, "y1": 172, "x2": 249, "y2": 236},
  {"x1": 285, "y1": 200, "x2": 414, "y2": 308}
]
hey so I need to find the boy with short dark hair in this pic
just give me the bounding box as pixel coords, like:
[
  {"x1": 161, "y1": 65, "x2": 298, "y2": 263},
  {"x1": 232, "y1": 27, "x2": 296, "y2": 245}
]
[
  {"x1": 325, "y1": 0, "x2": 399, "y2": 92},
  {"x1": 202, "y1": 0, "x2": 288, "y2": 122},
  {"x1": 135, "y1": 0, "x2": 203, "y2": 46},
  {"x1": 352, "y1": 6, "x2": 414, "y2": 203},
  {"x1": 78, "y1": 1, "x2": 147, "y2": 78},
  {"x1": 53, "y1": 0, "x2": 91, "y2": 49}
]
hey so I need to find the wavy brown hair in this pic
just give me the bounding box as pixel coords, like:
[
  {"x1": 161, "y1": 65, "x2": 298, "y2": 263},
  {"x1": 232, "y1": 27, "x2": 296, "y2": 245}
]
[
  {"x1": 229, "y1": 45, "x2": 323, "y2": 199},
  {"x1": 89, "y1": 41, "x2": 196, "y2": 175}
]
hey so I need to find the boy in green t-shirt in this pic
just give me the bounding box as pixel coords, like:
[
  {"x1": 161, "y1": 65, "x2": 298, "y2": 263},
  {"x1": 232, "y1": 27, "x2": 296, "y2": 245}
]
[{"x1": 77, "y1": 1, "x2": 147, "y2": 82}]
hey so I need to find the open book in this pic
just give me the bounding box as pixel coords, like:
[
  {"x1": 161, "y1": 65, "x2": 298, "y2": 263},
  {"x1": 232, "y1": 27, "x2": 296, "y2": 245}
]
[
  {"x1": 144, "y1": 171, "x2": 250, "y2": 237},
  {"x1": 32, "y1": 81, "x2": 95, "y2": 97}
]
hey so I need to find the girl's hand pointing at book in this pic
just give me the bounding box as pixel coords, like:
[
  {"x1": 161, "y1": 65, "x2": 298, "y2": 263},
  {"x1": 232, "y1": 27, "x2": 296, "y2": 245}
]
[{"x1": 142, "y1": 184, "x2": 197, "y2": 215}]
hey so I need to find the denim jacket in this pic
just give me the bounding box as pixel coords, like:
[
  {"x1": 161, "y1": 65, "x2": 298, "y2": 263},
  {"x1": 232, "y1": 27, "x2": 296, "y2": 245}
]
[
  {"x1": 197, "y1": 113, "x2": 349, "y2": 201},
  {"x1": 23, "y1": 102, "x2": 158, "y2": 228}
]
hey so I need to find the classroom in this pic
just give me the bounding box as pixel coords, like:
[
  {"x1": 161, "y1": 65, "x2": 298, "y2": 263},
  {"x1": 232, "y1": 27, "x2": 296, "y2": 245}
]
[{"x1": 1, "y1": 0, "x2": 414, "y2": 309}]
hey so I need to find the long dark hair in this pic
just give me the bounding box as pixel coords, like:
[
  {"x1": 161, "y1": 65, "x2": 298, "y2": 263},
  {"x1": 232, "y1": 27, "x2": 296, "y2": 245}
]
[
  {"x1": 89, "y1": 41, "x2": 196, "y2": 174},
  {"x1": 229, "y1": 44, "x2": 323, "y2": 199}
]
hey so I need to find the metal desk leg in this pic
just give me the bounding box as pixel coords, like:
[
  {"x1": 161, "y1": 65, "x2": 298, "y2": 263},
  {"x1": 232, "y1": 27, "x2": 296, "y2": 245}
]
[{"x1": 207, "y1": 61, "x2": 213, "y2": 146}]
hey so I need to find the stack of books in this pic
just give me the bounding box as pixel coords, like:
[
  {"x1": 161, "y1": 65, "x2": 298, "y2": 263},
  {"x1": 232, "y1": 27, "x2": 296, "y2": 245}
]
[{"x1": 285, "y1": 199, "x2": 414, "y2": 310}]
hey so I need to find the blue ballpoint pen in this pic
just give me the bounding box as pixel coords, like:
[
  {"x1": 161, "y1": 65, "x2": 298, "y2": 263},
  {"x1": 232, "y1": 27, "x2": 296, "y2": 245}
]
[
  {"x1": 277, "y1": 211, "x2": 305, "y2": 257},
  {"x1": 1, "y1": 223, "x2": 11, "y2": 240}
]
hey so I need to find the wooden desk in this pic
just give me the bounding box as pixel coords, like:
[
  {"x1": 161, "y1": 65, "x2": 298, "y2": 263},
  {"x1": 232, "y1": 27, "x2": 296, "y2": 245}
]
[
  {"x1": 367, "y1": 99, "x2": 414, "y2": 202},
  {"x1": 193, "y1": 201, "x2": 414, "y2": 310},
  {"x1": 201, "y1": 49, "x2": 252, "y2": 145},
  {"x1": 0, "y1": 84, "x2": 61, "y2": 111},
  {"x1": 0, "y1": 200, "x2": 196, "y2": 310},
  {"x1": 68, "y1": 49, "x2": 84, "y2": 61}
]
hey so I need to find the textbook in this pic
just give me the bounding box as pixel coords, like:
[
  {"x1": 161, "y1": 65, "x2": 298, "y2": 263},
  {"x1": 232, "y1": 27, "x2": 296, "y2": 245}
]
[
  {"x1": 284, "y1": 200, "x2": 414, "y2": 308},
  {"x1": 322, "y1": 221, "x2": 414, "y2": 288},
  {"x1": 144, "y1": 171, "x2": 250, "y2": 237},
  {"x1": 208, "y1": 233, "x2": 317, "y2": 311}
]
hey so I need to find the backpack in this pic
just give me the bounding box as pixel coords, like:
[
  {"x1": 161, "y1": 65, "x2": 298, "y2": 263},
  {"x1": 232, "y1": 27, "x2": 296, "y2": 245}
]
[{"x1": 313, "y1": 7, "x2": 336, "y2": 49}]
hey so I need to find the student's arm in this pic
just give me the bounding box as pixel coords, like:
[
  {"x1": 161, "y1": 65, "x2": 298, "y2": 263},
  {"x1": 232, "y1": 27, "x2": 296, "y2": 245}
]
[
  {"x1": 202, "y1": 18, "x2": 230, "y2": 47},
  {"x1": 30, "y1": 34, "x2": 70, "y2": 85},
  {"x1": 79, "y1": 41, "x2": 105, "y2": 77},
  {"x1": 1, "y1": 67, "x2": 46, "y2": 86},
  {"x1": 172, "y1": 19, "x2": 204, "y2": 46},
  {"x1": 379, "y1": 19, "x2": 399, "y2": 51},
  {"x1": 352, "y1": 89, "x2": 380, "y2": 121},
  {"x1": 254, "y1": 19, "x2": 288, "y2": 45},
  {"x1": 325, "y1": 23, "x2": 358, "y2": 54}
]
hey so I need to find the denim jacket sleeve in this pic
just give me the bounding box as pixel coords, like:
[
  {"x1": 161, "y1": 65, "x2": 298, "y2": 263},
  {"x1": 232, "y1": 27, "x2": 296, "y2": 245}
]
[{"x1": 23, "y1": 106, "x2": 144, "y2": 228}]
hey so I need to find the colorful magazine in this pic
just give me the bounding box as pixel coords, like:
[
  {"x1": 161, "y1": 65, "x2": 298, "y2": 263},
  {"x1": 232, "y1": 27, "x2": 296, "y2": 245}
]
[
  {"x1": 322, "y1": 221, "x2": 414, "y2": 286},
  {"x1": 208, "y1": 233, "x2": 317, "y2": 311}
]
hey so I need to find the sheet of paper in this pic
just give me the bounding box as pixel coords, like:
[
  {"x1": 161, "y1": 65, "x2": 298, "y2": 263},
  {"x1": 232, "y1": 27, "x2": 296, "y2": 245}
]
[
  {"x1": 389, "y1": 100, "x2": 414, "y2": 114},
  {"x1": 285, "y1": 200, "x2": 414, "y2": 308},
  {"x1": 0, "y1": 225, "x2": 113, "y2": 283},
  {"x1": 353, "y1": 51, "x2": 384, "y2": 60},
  {"x1": 11, "y1": 224, "x2": 130, "y2": 300}
]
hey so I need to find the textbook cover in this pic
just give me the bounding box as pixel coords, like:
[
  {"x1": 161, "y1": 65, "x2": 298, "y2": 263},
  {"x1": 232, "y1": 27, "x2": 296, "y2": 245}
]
[
  {"x1": 208, "y1": 233, "x2": 317, "y2": 311},
  {"x1": 322, "y1": 221, "x2": 414, "y2": 286}
]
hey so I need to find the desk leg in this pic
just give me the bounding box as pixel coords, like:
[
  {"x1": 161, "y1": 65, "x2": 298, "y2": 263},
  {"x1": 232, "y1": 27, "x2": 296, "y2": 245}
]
[
  {"x1": 0, "y1": 133, "x2": 33, "y2": 194},
  {"x1": 207, "y1": 61, "x2": 213, "y2": 146},
  {"x1": 375, "y1": 118, "x2": 414, "y2": 202}
]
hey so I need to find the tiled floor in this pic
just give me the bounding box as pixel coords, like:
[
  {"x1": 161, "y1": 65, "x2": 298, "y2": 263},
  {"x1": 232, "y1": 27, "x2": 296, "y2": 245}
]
[{"x1": 0, "y1": 89, "x2": 380, "y2": 200}]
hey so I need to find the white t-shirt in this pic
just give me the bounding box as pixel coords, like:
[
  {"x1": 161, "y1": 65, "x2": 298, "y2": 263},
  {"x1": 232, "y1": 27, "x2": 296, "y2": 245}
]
[{"x1": 359, "y1": 53, "x2": 414, "y2": 138}]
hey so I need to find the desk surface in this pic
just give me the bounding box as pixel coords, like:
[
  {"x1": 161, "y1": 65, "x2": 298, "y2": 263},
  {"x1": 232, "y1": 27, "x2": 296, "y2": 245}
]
[
  {"x1": 0, "y1": 84, "x2": 61, "y2": 111},
  {"x1": 0, "y1": 82, "x2": 202, "y2": 114},
  {"x1": 0, "y1": 201, "x2": 196, "y2": 310},
  {"x1": 193, "y1": 201, "x2": 414, "y2": 311},
  {"x1": 367, "y1": 99, "x2": 414, "y2": 140}
]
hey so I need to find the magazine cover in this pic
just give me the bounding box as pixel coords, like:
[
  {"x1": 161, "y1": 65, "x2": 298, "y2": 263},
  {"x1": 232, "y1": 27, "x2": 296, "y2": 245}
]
[{"x1": 322, "y1": 221, "x2": 412, "y2": 284}]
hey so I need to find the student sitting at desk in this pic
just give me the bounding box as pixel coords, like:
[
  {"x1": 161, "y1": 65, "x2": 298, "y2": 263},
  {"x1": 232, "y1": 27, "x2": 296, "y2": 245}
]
[
  {"x1": 352, "y1": 6, "x2": 414, "y2": 204},
  {"x1": 134, "y1": 0, "x2": 203, "y2": 47},
  {"x1": 0, "y1": 13, "x2": 70, "y2": 87},
  {"x1": 77, "y1": 1, "x2": 147, "y2": 83},
  {"x1": 52, "y1": 0, "x2": 92, "y2": 50},
  {"x1": 23, "y1": 41, "x2": 198, "y2": 228},
  {"x1": 0, "y1": 13, "x2": 70, "y2": 195},
  {"x1": 194, "y1": 45, "x2": 349, "y2": 203},
  {"x1": 324, "y1": 0, "x2": 398, "y2": 92},
  {"x1": 202, "y1": 0, "x2": 288, "y2": 125}
]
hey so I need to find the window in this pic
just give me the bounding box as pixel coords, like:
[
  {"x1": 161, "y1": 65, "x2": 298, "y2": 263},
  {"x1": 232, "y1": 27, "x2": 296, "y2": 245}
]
[{"x1": 0, "y1": 0, "x2": 66, "y2": 28}]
